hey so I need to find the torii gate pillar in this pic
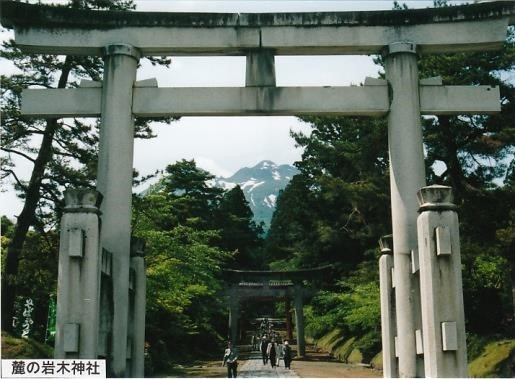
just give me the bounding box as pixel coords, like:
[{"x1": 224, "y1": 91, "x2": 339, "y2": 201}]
[
  {"x1": 97, "y1": 44, "x2": 141, "y2": 377},
  {"x1": 285, "y1": 298, "x2": 294, "y2": 342},
  {"x1": 293, "y1": 283, "x2": 306, "y2": 357},
  {"x1": 384, "y1": 42, "x2": 425, "y2": 378},
  {"x1": 228, "y1": 295, "x2": 240, "y2": 344}
]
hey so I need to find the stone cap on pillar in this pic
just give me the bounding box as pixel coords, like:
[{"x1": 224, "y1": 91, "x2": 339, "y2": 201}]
[
  {"x1": 102, "y1": 44, "x2": 141, "y2": 60},
  {"x1": 379, "y1": 234, "x2": 394, "y2": 254},
  {"x1": 131, "y1": 237, "x2": 146, "y2": 257},
  {"x1": 64, "y1": 188, "x2": 102, "y2": 213},
  {"x1": 417, "y1": 184, "x2": 457, "y2": 212},
  {"x1": 382, "y1": 41, "x2": 417, "y2": 57}
]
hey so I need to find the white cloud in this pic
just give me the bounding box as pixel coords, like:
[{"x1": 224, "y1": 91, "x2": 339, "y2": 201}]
[{"x1": 196, "y1": 157, "x2": 233, "y2": 178}]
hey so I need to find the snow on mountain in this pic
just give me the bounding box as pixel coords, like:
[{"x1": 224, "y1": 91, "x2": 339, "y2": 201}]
[
  {"x1": 264, "y1": 194, "x2": 277, "y2": 208},
  {"x1": 213, "y1": 160, "x2": 298, "y2": 229}
]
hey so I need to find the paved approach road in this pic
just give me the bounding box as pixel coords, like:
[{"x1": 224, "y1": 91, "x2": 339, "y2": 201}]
[{"x1": 239, "y1": 351, "x2": 299, "y2": 378}]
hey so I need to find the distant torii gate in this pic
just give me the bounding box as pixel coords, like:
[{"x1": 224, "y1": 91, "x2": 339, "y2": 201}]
[
  {"x1": 2, "y1": 1, "x2": 514, "y2": 377},
  {"x1": 223, "y1": 266, "x2": 332, "y2": 357}
]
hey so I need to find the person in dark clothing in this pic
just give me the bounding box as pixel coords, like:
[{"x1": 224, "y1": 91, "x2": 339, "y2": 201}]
[
  {"x1": 267, "y1": 339, "x2": 278, "y2": 368},
  {"x1": 283, "y1": 340, "x2": 292, "y2": 369},
  {"x1": 260, "y1": 336, "x2": 269, "y2": 365}
]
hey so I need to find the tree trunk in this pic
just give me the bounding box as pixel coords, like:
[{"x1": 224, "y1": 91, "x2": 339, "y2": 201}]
[
  {"x1": 439, "y1": 116, "x2": 465, "y2": 201},
  {"x1": 1, "y1": 59, "x2": 72, "y2": 332}
]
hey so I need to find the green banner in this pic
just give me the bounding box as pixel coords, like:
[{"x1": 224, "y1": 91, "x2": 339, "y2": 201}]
[{"x1": 45, "y1": 295, "x2": 56, "y2": 344}]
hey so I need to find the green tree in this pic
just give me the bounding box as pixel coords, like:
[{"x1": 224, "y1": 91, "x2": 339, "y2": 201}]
[
  {"x1": 305, "y1": 259, "x2": 381, "y2": 360},
  {"x1": 0, "y1": 0, "x2": 172, "y2": 331},
  {"x1": 162, "y1": 160, "x2": 224, "y2": 228},
  {"x1": 265, "y1": 175, "x2": 315, "y2": 269},
  {"x1": 266, "y1": 116, "x2": 390, "y2": 273},
  {"x1": 132, "y1": 164, "x2": 234, "y2": 370},
  {"x1": 216, "y1": 185, "x2": 263, "y2": 269},
  {"x1": 419, "y1": 32, "x2": 515, "y2": 197},
  {"x1": 1, "y1": 216, "x2": 59, "y2": 340}
]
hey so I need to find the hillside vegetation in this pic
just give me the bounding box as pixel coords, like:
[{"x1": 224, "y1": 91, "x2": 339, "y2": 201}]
[
  {"x1": 1, "y1": 331, "x2": 53, "y2": 359},
  {"x1": 314, "y1": 329, "x2": 515, "y2": 377}
]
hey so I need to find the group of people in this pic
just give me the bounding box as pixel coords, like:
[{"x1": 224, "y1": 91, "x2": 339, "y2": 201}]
[
  {"x1": 222, "y1": 335, "x2": 294, "y2": 377},
  {"x1": 222, "y1": 318, "x2": 294, "y2": 378},
  {"x1": 259, "y1": 336, "x2": 293, "y2": 369},
  {"x1": 258, "y1": 318, "x2": 273, "y2": 336}
]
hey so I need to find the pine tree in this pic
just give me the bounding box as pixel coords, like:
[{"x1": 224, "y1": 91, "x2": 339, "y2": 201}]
[
  {"x1": 266, "y1": 116, "x2": 390, "y2": 273},
  {"x1": 217, "y1": 185, "x2": 263, "y2": 269},
  {"x1": 419, "y1": 28, "x2": 515, "y2": 198},
  {"x1": 162, "y1": 159, "x2": 224, "y2": 228}
]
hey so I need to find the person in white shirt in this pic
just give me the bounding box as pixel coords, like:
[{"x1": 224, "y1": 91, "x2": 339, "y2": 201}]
[{"x1": 222, "y1": 341, "x2": 239, "y2": 378}]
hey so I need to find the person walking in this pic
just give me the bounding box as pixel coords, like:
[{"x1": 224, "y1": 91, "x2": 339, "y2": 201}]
[
  {"x1": 222, "y1": 341, "x2": 238, "y2": 378},
  {"x1": 260, "y1": 336, "x2": 269, "y2": 365},
  {"x1": 283, "y1": 340, "x2": 293, "y2": 370},
  {"x1": 276, "y1": 339, "x2": 284, "y2": 367},
  {"x1": 267, "y1": 338, "x2": 278, "y2": 368}
]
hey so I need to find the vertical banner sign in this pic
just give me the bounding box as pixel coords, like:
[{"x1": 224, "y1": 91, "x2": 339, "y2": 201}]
[
  {"x1": 45, "y1": 295, "x2": 57, "y2": 344},
  {"x1": 21, "y1": 299, "x2": 35, "y2": 339}
]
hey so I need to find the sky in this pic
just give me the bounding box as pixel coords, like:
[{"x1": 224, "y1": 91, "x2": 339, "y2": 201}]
[{"x1": 0, "y1": 0, "x2": 456, "y2": 219}]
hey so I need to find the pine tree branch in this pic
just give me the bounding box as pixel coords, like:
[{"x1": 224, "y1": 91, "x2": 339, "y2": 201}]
[
  {"x1": 53, "y1": 150, "x2": 82, "y2": 160},
  {"x1": 2, "y1": 169, "x2": 27, "y2": 192},
  {"x1": 1, "y1": 147, "x2": 36, "y2": 163},
  {"x1": 26, "y1": 129, "x2": 46, "y2": 135}
]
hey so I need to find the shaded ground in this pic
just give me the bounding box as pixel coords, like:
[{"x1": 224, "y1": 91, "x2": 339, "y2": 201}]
[
  {"x1": 292, "y1": 347, "x2": 381, "y2": 378},
  {"x1": 158, "y1": 360, "x2": 235, "y2": 378},
  {"x1": 160, "y1": 344, "x2": 381, "y2": 378}
]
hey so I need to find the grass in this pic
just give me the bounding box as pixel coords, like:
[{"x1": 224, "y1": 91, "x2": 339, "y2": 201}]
[
  {"x1": 316, "y1": 328, "x2": 343, "y2": 350},
  {"x1": 370, "y1": 351, "x2": 383, "y2": 369},
  {"x1": 314, "y1": 329, "x2": 515, "y2": 377},
  {"x1": 332, "y1": 337, "x2": 356, "y2": 362},
  {"x1": 468, "y1": 338, "x2": 515, "y2": 378},
  {"x1": 1, "y1": 331, "x2": 53, "y2": 359}
]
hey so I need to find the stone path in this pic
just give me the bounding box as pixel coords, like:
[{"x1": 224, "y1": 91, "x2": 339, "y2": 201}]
[{"x1": 239, "y1": 351, "x2": 299, "y2": 378}]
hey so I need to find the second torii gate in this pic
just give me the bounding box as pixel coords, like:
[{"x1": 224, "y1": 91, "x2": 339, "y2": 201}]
[
  {"x1": 2, "y1": 1, "x2": 514, "y2": 377},
  {"x1": 223, "y1": 266, "x2": 332, "y2": 357}
]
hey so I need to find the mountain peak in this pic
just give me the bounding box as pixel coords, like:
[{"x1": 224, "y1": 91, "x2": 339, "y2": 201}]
[
  {"x1": 255, "y1": 160, "x2": 277, "y2": 170},
  {"x1": 213, "y1": 161, "x2": 299, "y2": 229}
]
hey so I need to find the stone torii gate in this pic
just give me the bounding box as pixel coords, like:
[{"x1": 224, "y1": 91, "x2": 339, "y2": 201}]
[
  {"x1": 2, "y1": 1, "x2": 514, "y2": 377},
  {"x1": 223, "y1": 266, "x2": 332, "y2": 357}
]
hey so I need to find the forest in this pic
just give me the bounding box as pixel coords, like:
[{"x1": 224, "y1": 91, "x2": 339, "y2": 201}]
[{"x1": 1, "y1": 0, "x2": 514, "y2": 376}]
